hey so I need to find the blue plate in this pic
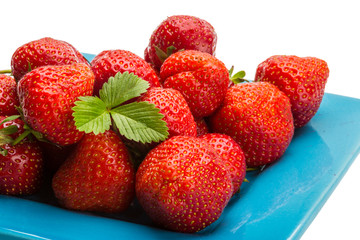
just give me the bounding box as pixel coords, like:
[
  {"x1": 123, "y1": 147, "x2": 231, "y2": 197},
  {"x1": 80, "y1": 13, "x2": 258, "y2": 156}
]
[{"x1": 1, "y1": 53, "x2": 360, "y2": 240}]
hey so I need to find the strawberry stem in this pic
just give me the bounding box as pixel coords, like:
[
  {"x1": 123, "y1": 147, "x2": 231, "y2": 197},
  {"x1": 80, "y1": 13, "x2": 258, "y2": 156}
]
[
  {"x1": 12, "y1": 130, "x2": 32, "y2": 145},
  {"x1": 0, "y1": 69, "x2": 12, "y2": 74}
]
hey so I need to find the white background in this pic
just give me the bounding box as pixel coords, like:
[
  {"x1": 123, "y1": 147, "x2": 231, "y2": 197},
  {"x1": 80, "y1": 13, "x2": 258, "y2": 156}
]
[{"x1": 1, "y1": 0, "x2": 359, "y2": 239}]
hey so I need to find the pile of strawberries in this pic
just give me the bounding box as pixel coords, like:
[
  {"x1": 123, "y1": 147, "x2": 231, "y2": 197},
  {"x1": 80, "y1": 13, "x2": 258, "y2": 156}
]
[{"x1": 0, "y1": 15, "x2": 329, "y2": 233}]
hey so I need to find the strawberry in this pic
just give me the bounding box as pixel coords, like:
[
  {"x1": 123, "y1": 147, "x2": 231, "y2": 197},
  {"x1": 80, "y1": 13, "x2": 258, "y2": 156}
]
[
  {"x1": 160, "y1": 50, "x2": 229, "y2": 119},
  {"x1": 195, "y1": 118, "x2": 209, "y2": 137},
  {"x1": 17, "y1": 63, "x2": 95, "y2": 146},
  {"x1": 138, "y1": 87, "x2": 197, "y2": 138},
  {"x1": 144, "y1": 15, "x2": 217, "y2": 71},
  {"x1": 0, "y1": 74, "x2": 19, "y2": 115},
  {"x1": 255, "y1": 55, "x2": 329, "y2": 128},
  {"x1": 11, "y1": 37, "x2": 89, "y2": 81},
  {"x1": 52, "y1": 130, "x2": 135, "y2": 213},
  {"x1": 209, "y1": 82, "x2": 294, "y2": 167},
  {"x1": 199, "y1": 133, "x2": 246, "y2": 195},
  {"x1": 136, "y1": 135, "x2": 233, "y2": 233},
  {"x1": 0, "y1": 116, "x2": 43, "y2": 195},
  {"x1": 90, "y1": 49, "x2": 161, "y2": 96}
]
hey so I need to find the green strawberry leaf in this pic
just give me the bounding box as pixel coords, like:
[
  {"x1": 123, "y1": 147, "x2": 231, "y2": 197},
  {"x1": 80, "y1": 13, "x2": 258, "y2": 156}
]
[
  {"x1": 0, "y1": 147, "x2": 8, "y2": 156},
  {"x1": 72, "y1": 72, "x2": 169, "y2": 143},
  {"x1": 229, "y1": 66, "x2": 249, "y2": 84},
  {"x1": 73, "y1": 96, "x2": 111, "y2": 135},
  {"x1": 232, "y1": 70, "x2": 246, "y2": 80},
  {"x1": 111, "y1": 102, "x2": 168, "y2": 144},
  {"x1": 155, "y1": 46, "x2": 177, "y2": 63},
  {"x1": 100, "y1": 72, "x2": 150, "y2": 108},
  {"x1": 0, "y1": 125, "x2": 18, "y2": 136},
  {"x1": 0, "y1": 115, "x2": 21, "y2": 125}
]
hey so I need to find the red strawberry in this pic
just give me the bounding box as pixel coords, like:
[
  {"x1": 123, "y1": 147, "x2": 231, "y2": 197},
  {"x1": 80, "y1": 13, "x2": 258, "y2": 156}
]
[
  {"x1": 255, "y1": 55, "x2": 329, "y2": 128},
  {"x1": 138, "y1": 87, "x2": 197, "y2": 138},
  {"x1": 200, "y1": 133, "x2": 246, "y2": 195},
  {"x1": 11, "y1": 37, "x2": 89, "y2": 81},
  {"x1": 209, "y1": 82, "x2": 294, "y2": 167},
  {"x1": 136, "y1": 135, "x2": 233, "y2": 233},
  {"x1": 195, "y1": 118, "x2": 209, "y2": 137},
  {"x1": 17, "y1": 63, "x2": 95, "y2": 146},
  {"x1": 52, "y1": 130, "x2": 135, "y2": 213},
  {"x1": 0, "y1": 75, "x2": 19, "y2": 115},
  {"x1": 90, "y1": 49, "x2": 161, "y2": 96},
  {"x1": 144, "y1": 15, "x2": 217, "y2": 71},
  {"x1": 160, "y1": 50, "x2": 229, "y2": 119},
  {"x1": 0, "y1": 116, "x2": 43, "y2": 195}
]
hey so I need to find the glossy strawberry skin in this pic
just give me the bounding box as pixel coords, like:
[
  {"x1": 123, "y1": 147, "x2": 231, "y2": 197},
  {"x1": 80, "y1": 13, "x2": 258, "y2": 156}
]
[
  {"x1": 195, "y1": 118, "x2": 209, "y2": 137},
  {"x1": 145, "y1": 15, "x2": 217, "y2": 71},
  {"x1": 255, "y1": 55, "x2": 329, "y2": 128},
  {"x1": 136, "y1": 135, "x2": 233, "y2": 233},
  {"x1": 0, "y1": 75, "x2": 19, "y2": 115},
  {"x1": 11, "y1": 37, "x2": 89, "y2": 81},
  {"x1": 160, "y1": 50, "x2": 229, "y2": 119},
  {"x1": 90, "y1": 49, "x2": 161, "y2": 96},
  {"x1": 209, "y1": 82, "x2": 294, "y2": 167},
  {"x1": 52, "y1": 130, "x2": 135, "y2": 213},
  {"x1": 0, "y1": 117, "x2": 43, "y2": 195},
  {"x1": 17, "y1": 63, "x2": 95, "y2": 146},
  {"x1": 138, "y1": 87, "x2": 197, "y2": 138},
  {"x1": 200, "y1": 133, "x2": 246, "y2": 195}
]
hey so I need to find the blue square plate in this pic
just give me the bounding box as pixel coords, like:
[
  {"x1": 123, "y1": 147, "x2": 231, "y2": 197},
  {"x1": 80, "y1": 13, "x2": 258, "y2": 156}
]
[{"x1": 1, "y1": 53, "x2": 360, "y2": 240}]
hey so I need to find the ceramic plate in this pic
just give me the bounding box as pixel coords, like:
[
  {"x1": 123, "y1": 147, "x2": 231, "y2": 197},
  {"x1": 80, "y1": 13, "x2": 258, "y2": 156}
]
[{"x1": 1, "y1": 53, "x2": 359, "y2": 239}]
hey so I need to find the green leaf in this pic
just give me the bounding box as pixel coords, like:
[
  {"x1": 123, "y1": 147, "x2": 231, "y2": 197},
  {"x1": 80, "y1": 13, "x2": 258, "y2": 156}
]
[
  {"x1": 0, "y1": 147, "x2": 8, "y2": 156},
  {"x1": 155, "y1": 46, "x2": 178, "y2": 63},
  {"x1": 72, "y1": 72, "x2": 169, "y2": 143},
  {"x1": 0, "y1": 133, "x2": 14, "y2": 146},
  {"x1": 72, "y1": 96, "x2": 111, "y2": 135},
  {"x1": 99, "y1": 72, "x2": 150, "y2": 108},
  {"x1": 0, "y1": 125, "x2": 18, "y2": 136},
  {"x1": 229, "y1": 67, "x2": 249, "y2": 84},
  {"x1": 0, "y1": 115, "x2": 20, "y2": 125},
  {"x1": 154, "y1": 46, "x2": 168, "y2": 63},
  {"x1": 232, "y1": 70, "x2": 246, "y2": 80},
  {"x1": 110, "y1": 102, "x2": 169, "y2": 144}
]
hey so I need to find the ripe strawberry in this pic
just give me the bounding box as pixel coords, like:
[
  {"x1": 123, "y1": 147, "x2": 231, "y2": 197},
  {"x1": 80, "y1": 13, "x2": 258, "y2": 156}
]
[
  {"x1": 0, "y1": 75, "x2": 19, "y2": 115},
  {"x1": 209, "y1": 82, "x2": 294, "y2": 167},
  {"x1": 255, "y1": 55, "x2": 329, "y2": 128},
  {"x1": 160, "y1": 50, "x2": 229, "y2": 119},
  {"x1": 17, "y1": 63, "x2": 95, "y2": 146},
  {"x1": 0, "y1": 116, "x2": 43, "y2": 195},
  {"x1": 52, "y1": 130, "x2": 135, "y2": 213},
  {"x1": 195, "y1": 118, "x2": 209, "y2": 137},
  {"x1": 11, "y1": 37, "x2": 89, "y2": 81},
  {"x1": 144, "y1": 15, "x2": 217, "y2": 71},
  {"x1": 138, "y1": 87, "x2": 197, "y2": 138},
  {"x1": 136, "y1": 135, "x2": 233, "y2": 233},
  {"x1": 90, "y1": 49, "x2": 161, "y2": 96},
  {"x1": 199, "y1": 133, "x2": 246, "y2": 195}
]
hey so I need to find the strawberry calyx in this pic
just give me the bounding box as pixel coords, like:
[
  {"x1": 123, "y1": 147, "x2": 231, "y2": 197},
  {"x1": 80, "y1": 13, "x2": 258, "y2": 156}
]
[
  {"x1": 229, "y1": 66, "x2": 249, "y2": 84},
  {"x1": 72, "y1": 72, "x2": 169, "y2": 144},
  {"x1": 0, "y1": 109, "x2": 50, "y2": 153},
  {"x1": 0, "y1": 115, "x2": 20, "y2": 156},
  {"x1": 154, "y1": 45, "x2": 178, "y2": 63}
]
